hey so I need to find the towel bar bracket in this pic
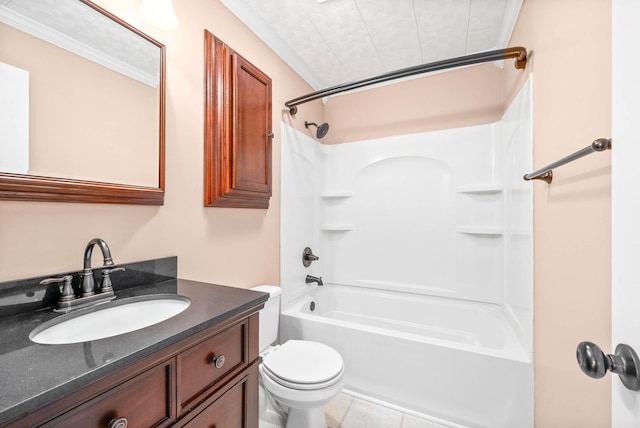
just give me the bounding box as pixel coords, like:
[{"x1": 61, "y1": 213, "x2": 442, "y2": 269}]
[{"x1": 526, "y1": 170, "x2": 553, "y2": 184}]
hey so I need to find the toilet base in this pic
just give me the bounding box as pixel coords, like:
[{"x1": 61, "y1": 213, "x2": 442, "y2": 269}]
[
  {"x1": 259, "y1": 377, "x2": 286, "y2": 427},
  {"x1": 259, "y1": 380, "x2": 331, "y2": 428},
  {"x1": 286, "y1": 406, "x2": 327, "y2": 428}
]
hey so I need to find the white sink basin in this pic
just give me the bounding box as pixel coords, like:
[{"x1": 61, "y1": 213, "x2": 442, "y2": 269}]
[{"x1": 30, "y1": 295, "x2": 191, "y2": 345}]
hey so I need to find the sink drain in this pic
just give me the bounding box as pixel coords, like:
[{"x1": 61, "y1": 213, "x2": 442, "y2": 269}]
[{"x1": 310, "y1": 301, "x2": 316, "y2": 312}]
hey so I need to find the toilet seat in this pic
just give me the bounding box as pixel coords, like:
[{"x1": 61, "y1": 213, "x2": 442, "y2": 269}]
[{"x1": 262, "y1": 340, "x2": 344, "y2": 390}]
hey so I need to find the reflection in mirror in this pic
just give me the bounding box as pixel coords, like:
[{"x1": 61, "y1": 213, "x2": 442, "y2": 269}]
[{"x1": 0, "y1": 0, "x2": 165, "y2": 204}]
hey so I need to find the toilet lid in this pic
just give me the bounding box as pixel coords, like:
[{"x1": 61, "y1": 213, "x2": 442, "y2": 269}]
[{"x1": 262, "y1": 340, "x2": 344, "y2": 386}]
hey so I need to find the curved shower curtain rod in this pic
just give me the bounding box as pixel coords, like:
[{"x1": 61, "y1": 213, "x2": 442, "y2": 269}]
[{"x1": 285, "y1": 47, "x2": 528, "y2": 115}]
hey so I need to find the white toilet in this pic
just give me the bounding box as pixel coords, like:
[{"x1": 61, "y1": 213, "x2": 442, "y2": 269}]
[{"x1": 251, "y1": 285, "x2": 345, "y2": 428}]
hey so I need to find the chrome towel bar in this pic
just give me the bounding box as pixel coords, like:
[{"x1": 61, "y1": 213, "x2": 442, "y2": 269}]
[{"x1": 523, "y1": 138, "x2": 612, "y2": 183}]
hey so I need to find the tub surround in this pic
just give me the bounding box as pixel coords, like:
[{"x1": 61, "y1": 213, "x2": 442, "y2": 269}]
[
  {"x1": 280, "y1": 79, "x2": 533, "y2": 426},
  {"x1": 0, "y1": 257, "x2": 268, "y2": 425},
  {"x1": 280, "y1": 78, "x2": 533, "y2": 310}
]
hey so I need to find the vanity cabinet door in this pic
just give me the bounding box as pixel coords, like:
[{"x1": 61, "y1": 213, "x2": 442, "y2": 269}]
[
  {"x1": 177, "y1": 319, "x2": 249, "y2": 414},
  {"x1": 40, "y1": 359, "x2": 174, "y2": 428}
]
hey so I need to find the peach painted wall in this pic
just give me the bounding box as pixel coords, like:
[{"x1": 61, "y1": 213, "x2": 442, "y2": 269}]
[
  {"x1": 0, "y1": 0, "x2": 321, "y2": 287},
  {"x1": 323, "y1": 63, "x2": 504, "y2": 144},
  {"x1": 505, "y1": 0, "x2": 612, "y2": 426}
]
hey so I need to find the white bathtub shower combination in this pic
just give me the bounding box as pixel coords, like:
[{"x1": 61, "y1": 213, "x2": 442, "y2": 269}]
[{"x1": 280, "y1": 80, "x2": 533, "y2": 427}]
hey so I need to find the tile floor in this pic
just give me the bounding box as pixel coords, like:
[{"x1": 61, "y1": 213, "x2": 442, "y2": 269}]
[{"x1": 324, "y1": 392, "x2": 450, "y2": 428}]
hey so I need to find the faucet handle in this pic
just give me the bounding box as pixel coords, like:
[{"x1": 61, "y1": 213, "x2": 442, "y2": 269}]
[
  {"x1": 100, "y1": 267, "x2": 125, "y2": 293},
  {"x1": 302, "y1": 247, "x2": 319, "y2": 267},
  {"x1": 101, "y1": 267, "x2": 126, "y2": 275},
  {"x1": 40, "y1": 275, "x2": 75, "y2": 302}
]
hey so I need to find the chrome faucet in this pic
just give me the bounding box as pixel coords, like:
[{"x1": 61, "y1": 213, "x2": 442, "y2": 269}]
[
  {"x1": 80, "y1": 238, "x2": 115, "y2": 297},
  {"x1": 305, "y1": 275, "x2": 323, "y2": 286},
  {"x1": 39, "y1": 238, "x2": 122, "y2": 312}
]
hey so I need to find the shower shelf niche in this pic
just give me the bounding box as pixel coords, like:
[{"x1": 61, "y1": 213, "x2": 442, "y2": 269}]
[
  {"x1": 320, "y1": 192, "x2": 353, "y2": 230},
  {"x1": 320, "y1": 191, "x2": 353, "y2": 198},
  {"x1": 320, "y1": 224, "x2": 354, "y2": 231},
  {"x1": 456, "y1": 185, "x2": 502, "y2": 194},
  {"x1": 456, "y1": 226, "x2": 503, "y2": 236},
  {"x1": 455, "y1": 184, "x2": 503, "y2": 238}
]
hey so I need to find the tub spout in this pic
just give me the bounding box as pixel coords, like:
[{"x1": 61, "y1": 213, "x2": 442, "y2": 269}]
[{"x1": 305, "y1": 275, "x2": 323, "y2": 286}]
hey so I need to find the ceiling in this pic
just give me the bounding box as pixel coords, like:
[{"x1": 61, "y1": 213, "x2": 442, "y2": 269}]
[{"x1": 219, "y1": 0, "x2": 523, "y2": 91}]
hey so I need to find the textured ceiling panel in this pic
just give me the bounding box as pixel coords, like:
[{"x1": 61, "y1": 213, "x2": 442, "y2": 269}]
[
  {"x1": 219, "y1": 0, "x2": 523, "y2": 90},
  {"x1": 247, "y1": 0, "x2": 351, "y2": 85},
  {"x1": 355, "y1": 0, "x2": 422, "y2": 71},
  {"x1": 415, "y1": 0, "x2": 470, "y2": 63},
  {"x1": 300, "y1": 0, "x2": 385, "y2": 82},
  {"x1": 467, "y1": 0, "x2": 510, "y2": 53}
]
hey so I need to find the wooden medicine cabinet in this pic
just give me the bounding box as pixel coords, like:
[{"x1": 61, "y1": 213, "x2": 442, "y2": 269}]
[{"x1": 204, "y1": 31, "x2": 273, "y2": 208}]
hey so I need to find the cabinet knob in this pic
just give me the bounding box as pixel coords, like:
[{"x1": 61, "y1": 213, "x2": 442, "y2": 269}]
[
  {"x1": 108, "y1": 417, "x2": 128, "y2": 428},
  {"x1": 211, "y1": 354, "x2": 225, "y2": 369},
  {"x1": 268, "y1": 132, "x2": 275, "y2": 139}
]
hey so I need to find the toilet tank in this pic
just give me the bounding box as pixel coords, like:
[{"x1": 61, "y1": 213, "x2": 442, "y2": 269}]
[{"x1": 250, "y1": 285, "x2": 281, "y2": 352}]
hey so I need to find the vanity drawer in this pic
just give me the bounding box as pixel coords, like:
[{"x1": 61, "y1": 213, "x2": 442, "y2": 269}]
[
  {"x1": 177, "y1": 320, "x2": 248, "y2": 412},
  {"x1": 183, "y1": 374, "x2": 244, "y2": 427},
  {"x1": 41, "y1": 360, "x2": 173, "y2": 428},
  {"x1": 175, "y1": 361, "x2": 258, "y2": 428}
]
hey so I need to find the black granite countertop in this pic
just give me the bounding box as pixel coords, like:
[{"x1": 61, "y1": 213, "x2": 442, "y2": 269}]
[{"x1": 0, "y1": 257, "x2": 268, "y2": 425}]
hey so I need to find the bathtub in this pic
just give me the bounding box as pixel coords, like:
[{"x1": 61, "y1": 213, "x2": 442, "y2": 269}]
[{"x1": 280, "y1": 284, "x2": 533, "y2": 428}]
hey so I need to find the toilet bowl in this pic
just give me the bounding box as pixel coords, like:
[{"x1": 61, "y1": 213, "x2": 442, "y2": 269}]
[{"x1": 250, "y1": 285, "x2": 345, "y2": 428}]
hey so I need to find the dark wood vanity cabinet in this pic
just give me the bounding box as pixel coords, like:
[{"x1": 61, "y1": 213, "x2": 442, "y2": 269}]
[
  {"x1": 6, "y1": 311, "x2": 260, "y2": 428},
  {"x1": 204, "y1": 30, "x2": 273, "y2": 209}
]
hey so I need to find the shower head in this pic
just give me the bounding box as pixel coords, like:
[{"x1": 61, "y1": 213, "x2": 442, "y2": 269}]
[{"x1": 305, "y1": 121, "x2": 330, "y2": 139}]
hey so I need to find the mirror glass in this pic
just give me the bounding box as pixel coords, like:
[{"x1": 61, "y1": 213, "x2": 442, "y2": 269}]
[{"x1": 0, "y1": 0, "x2": 164, "y2": 204}]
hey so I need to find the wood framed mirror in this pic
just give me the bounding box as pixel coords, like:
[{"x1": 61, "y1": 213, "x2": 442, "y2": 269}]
[{"x1": 0, "y1": 0, "x2": 165, "y2": 205}]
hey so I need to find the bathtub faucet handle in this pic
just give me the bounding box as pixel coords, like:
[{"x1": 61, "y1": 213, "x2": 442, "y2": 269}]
[
  {"x1": 302, "y1": 247, "x2": 319, "y2": 267},
  {"x1": 305, "y1": 275, "x2": 323, "y2": 286}
]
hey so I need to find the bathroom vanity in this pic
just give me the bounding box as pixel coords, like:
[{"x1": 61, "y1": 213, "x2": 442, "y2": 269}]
[{"x1": 0, "y1": 257, "x2": 268, "y2": 427}]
